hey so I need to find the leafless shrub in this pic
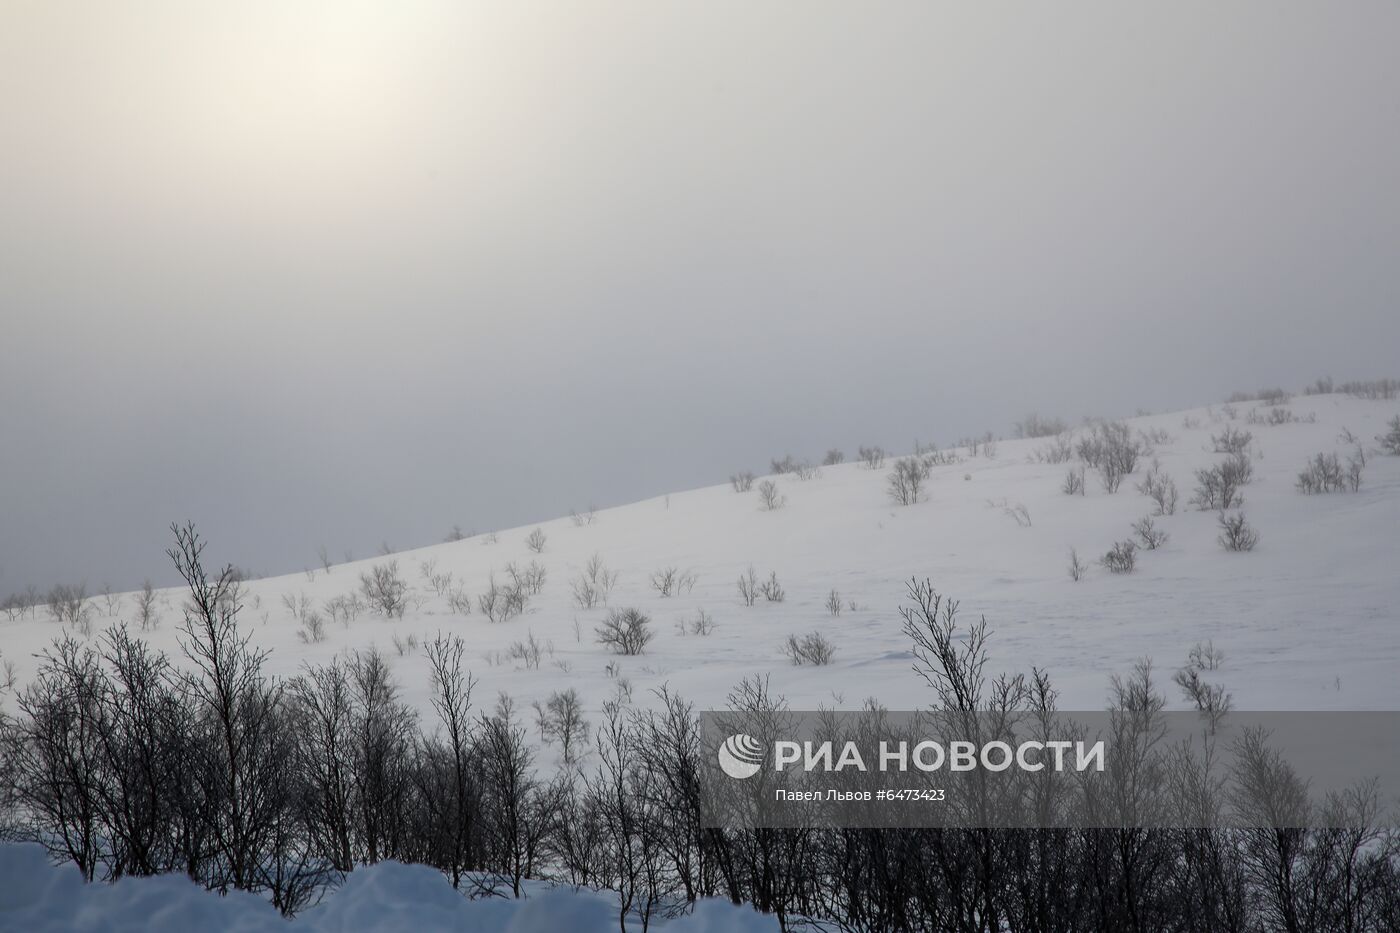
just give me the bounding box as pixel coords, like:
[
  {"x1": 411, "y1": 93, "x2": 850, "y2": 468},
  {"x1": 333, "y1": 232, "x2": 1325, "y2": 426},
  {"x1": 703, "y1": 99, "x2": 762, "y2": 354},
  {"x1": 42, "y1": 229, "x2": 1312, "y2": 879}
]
[
  {"x1": 769, "y1": 454, "x2": 800, "y2": 475},
  {"x1": 1132, "y1": 515, "x2": 1169, "y2": 550},
  {"x1": 1138, "y1": 426, "x2": 1173, "y2": 447},
  {"x1": 134, "y1": 580, "x2": 159, "y2": 630},
  {"x1": 1015, "y1": 413, "x2": 1068, "y2": 439},
  {"x1": 506, "y1": 632, "x2": 545, "y2": 670},
  {"x1": 324, "y1": 593, "x2": 365, "y2": 625},
  {"x1": 649, "y1": 566, "x2": 696, "y2": 597},
  {"x1": 1136, "y1": 466, "x2": 1178, "y2": 515},
  {"x1": 825, "y1": 589, "x2": 842, "y2": 617},
  {"x1": 571, "y1": 553, "x2": 618, "y2": 610},
  {"x1": 46, "y1": 583, "x2": 91, "y2": 633},
  {"x1": 297, "y1": 610, "x2": 327, "y2": 644},
  {"x1": 534, "y1": 689, "x2": 588, "y2": 763},
  {"x1": 524, "y1": 528, "x2": 547, "y2": 554},
  {"x1": 1100, "y1": 540, "x2": 1138, "y2": 574},
  {"x1": 760, "y1": 571, "x2": 785, "y2": 603},
  {"x1": 1227, "y1": 387, "x2": 1290, "y2": 405},
  {"x1": 1181, "y1": 414, "x2": 1202, "y2": 429},
  {"x1": 1067, "y1": 548, "x2": 1086, "y2": 582},
  {"x1": 1211, "y1": 426, "x2": 1253, "y2": 455},
  {"x1": 822, "y1": 448, "x2": 845, "y2": 466},
  {"x1": 737, "y1": 566, "x2": 760, "y2": 606},
  {"x1": 1034, "y1": 433, "x2": 1075, "y2": 464},
  {"x1": 1217, "y1": 511, "x2": 1259, "y2": 551},
  {"x1": 316, "y1": 544, "x2": 333, "y2": 572},
  {"x1": 478, "y1": 574, "x2": 527, "y2": 623},
  {"x1": 1246, "y1": 405, "x2": 1307, "y2": 427},
  {"x1": 783, "y1": 631, "x2": 835, "y2": 666},
  {"x1": 1188, "y1": 640, "x2": 1225, "y2": 671},
  {"x1": 1173, "y1": 663, "x2": 1232, "y2": 734},
  {"x1": 1304, "y1": 375, "x2": 1335, "y2": 396},
  {"x1": 98, "y1": 584, "x2": 121, "y2": 617},
  {"x1": 444, "y1": 525, "x2": 467, "y2": 542},
  {"x1": 676, "y1": 608, "x2": 716, "y2": 636},
  {"x1": 887, "y1": 455, "x2": 931, "y2": 505},
  {"x1": 858, "y1": 445, "x2": 886, "y2": 470},
  {"x1": 445, "y1": 585, "x2": 473, "y2": 615},
  {"x1": 506, "y1": 560, "x2": 548, "y2": 596},
  {"x1": 1191, "y1": 454, "x2": 1252, "y2": 510},
  {"x1": 729, "y1": 471, "x2": 755, "y2": 492},
  {"x1": 596, "y1": 608, "x2": 653, "y2": 655},
  {"x1": 757, "y1": 479, "x2": 786, "y2": 511},
  {"x1": 569, "y1": 505, "x2": 597, "y2": 527},
  {"x1": 1378, "y1": 415, "x2": 1400, "y2": 455},
  {"x1": 1339, "y1": 378, "x2": 1400, "y2": 400},
  {"x1": 359, "y1": 562, "x2": 408, "y2": 618},
  {"x1": 1077, "y1": 421, "x2": 1139, "y2": 492},
  {"x1": 391, "y1": 631, "x2": 418, "y2": 657},
  {"x1": 1296, "y1": 452, "x2": 1354, "y2": 494},
  {"x1": 1062, "y1": 464, "x2": 1085, "y2": 496},
  {"x1": 1002, "y1": 502, "x2": 1032, "y2": 527},
  {"x1": 792, "y1": 461, "x2": 821, "y2": 480},
  {"x1": 282, "y1": 591, "x2": 313, "y2": 623}
]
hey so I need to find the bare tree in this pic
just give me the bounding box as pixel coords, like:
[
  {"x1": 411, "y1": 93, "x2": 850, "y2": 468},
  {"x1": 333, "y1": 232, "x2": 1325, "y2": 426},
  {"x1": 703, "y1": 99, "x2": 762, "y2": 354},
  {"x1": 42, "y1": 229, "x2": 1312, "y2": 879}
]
[
  {"x1": 478, "y1": 574, "x2": 527, "y2": 624},
  {"x1": 1378, "y1": 415, "x2": 1400, "y2": 455},
  {"x1": 596, "y1": 608, "x2": 654, "y2": 655},
  {"x1": 822, "y1": 448, "x2": 845, "y2": 466},
  {"x1": 1100, "y1": 540, "x2": 1138, "y2": 574},
  {"x1": 359, "y1": 562, "x2": 408, "y2": 618},
  {"x1": 524, "y1": 528, "x2": 547, "y2": 554},
  {"x1": 46, "y1": 583, "x2": 91, "y2": 633},
  {"x1": 316, "y1": 545, "x2": 333, "y2": 573},
  {"x1": 1068, "y1": 548, "x2": 1086, "y2": 581},
  {"x1": 825, "y1": 589, "x2": 842, "y2": 617},
  {"x1": 757, "y1": 479, "x2": 786, "y2": 511},
  {"x1": 1015, "y1": 413, "x2": 1068, "y2": 439},
  {"x1": 887, "y1": 455, "x2": 931, "y2": 505},
  {"x1": 737, "y1": 566, "x2": 760, "y2": 607},
  {"x1": 1137, "y1": 467, "x2": 1179, "y2": 515},
  {"x1": 134, "y1": 580, "x2": 159, "y2": 631},
  {"x1": 1132, "y1": 515, "x2": 1169, "y2": 550},
  {"x1": 729, "y1": 472, "x2": 755, "y2": 493},
  {"x1": 858, "y1": 445, "x2": 886, "y2": 470},
  {"x1": 1218, "y1": 512, "x2": 1259, "y2": 551},
  {"x1": 649, "y1": 566, "x2": 696, "y2": 598},
  {"x1": 535, "y1": 689, "x2": 589, "y2": 764},
  {"x1": 1191, "y1": 454, "x2": 1252, "y2": 510},
  {"x1": 1062, "y1": 465, "x2": 1086, "y2": 496}
]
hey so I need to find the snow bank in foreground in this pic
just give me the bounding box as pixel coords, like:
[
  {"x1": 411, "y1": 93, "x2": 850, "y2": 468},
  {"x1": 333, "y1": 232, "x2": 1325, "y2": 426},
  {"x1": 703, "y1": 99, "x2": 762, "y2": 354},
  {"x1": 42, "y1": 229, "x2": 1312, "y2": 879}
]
[{"x1": 0, "y1": 844, "x2": 777, "y2": 933}]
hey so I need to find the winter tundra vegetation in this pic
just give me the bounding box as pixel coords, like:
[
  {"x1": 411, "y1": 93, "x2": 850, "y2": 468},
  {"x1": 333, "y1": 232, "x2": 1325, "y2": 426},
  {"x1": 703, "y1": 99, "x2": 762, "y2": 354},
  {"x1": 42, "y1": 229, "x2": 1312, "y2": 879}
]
[{"x1": 1, "y1": 381, "x2": 1400, "y2": 931}]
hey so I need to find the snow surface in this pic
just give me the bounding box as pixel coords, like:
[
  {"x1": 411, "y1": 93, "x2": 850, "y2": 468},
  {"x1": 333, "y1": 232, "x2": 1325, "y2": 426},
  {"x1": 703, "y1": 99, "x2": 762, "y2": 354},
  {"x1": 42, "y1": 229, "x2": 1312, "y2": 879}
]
[
  {"x1": 2, "y1": 395, "x2": 1398, "y2": 727},
  {"x1": 0, "y1": 842, "x2": 777, "y2": 932}
]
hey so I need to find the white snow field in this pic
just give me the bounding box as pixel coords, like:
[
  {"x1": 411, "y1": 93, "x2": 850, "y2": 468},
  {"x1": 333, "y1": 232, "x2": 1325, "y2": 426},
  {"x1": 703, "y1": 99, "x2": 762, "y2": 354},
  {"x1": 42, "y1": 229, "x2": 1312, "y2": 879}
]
[
  {"x1": 2, "y1": 393, "x2": 1398, "y2": 722},
  {"x1": 0, "y1": 842, "x2": 776, "y2": 933}
]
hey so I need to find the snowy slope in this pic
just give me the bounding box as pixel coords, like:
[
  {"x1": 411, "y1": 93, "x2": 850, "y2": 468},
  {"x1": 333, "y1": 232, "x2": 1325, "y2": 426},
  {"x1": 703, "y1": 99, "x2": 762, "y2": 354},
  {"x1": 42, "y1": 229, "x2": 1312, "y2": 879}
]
[
  {"x1": 2, "y1": 394, "x2": 1397, "y2": 723},
  {"x1": 0, "y1": 842, "x2": 777, "y2": 933}
]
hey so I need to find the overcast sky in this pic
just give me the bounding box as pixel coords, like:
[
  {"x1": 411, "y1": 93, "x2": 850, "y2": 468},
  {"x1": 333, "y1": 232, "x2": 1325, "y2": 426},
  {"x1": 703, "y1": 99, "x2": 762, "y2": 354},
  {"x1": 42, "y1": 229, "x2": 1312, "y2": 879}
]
[{"x1": 2, "y1": 2, "x2": 1398, "y2": 596}]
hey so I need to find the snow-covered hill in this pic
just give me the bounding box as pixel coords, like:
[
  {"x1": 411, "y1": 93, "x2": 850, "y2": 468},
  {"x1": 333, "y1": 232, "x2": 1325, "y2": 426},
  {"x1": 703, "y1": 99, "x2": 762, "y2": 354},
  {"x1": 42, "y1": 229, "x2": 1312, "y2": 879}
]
[{"x1": 3, "y1": 393, "x2": 1398, "y2": 720}]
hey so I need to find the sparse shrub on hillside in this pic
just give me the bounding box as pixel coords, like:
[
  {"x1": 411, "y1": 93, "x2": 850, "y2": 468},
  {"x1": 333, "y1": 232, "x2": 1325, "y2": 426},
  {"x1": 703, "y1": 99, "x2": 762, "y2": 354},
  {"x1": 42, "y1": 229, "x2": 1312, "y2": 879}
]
[
  {"x1": 504, "y1": 560, "x2": 547, "y2": 596},
  {"x1": 296, "y1": 610, "x2": 326, "y2": 644},
  {"x1": 479, "y1": 573, "x2": 527, "y2": 623},
  {"x1": 888, "y1": 455, "x2": 931, "y2": 505},
  {"x1": 792, "y1": 461, "x2": 821, "y2": 481},
  {"x1": 1227, "y1": 387, "x2": 1290, "y2": 405},
  {"x1": 1188, "y1": 640, "x2": 1226, "y2": 671},
  {"x1": 1246, "y1": 406, "x2": 1310, "y2": 427},
  {"x1": 1304, "y1": 376, "x2": 1335, "y2": 396},
  {"x1": 596, "y1": 608, "x2": 653, "y2": 655},
  {"x1": 729, "y1": 471, "x2": 755, "y2": 493},
  {"x1": 134, "y1": 580, "x2": 159, "y2": 630},
  {"x1": 569, "y1": 505, "x2": 597, "y2": 527},
  {"x1": 1211, "y1": 427, "x2": 1253, "y2": 455},
  {"x1": 783, "y1": 631, "x2": 835, "y2": 666},
  {"x1": 760, "y1": 571, "x2": 786, "y2": 603},
  {"x1": 858, "y1": 445, "x2": 886, "y2": 470},
  {"x1": 1100, "y1": 541, "x2": 1138, "y2": 574},
  {"x1": 1191, "y1": 454, "x2": 1252, "y2": 511},
  {"x1": 1067, "y1": 548, "x2": 1086, "y2": 582},
  {"x1": 445, "y1": 585, "x2": 473, "y2": 615},
  {"x1": 1378, "y1": 416, "x2": 1400, "y2": 455},
  {"x1": 1062, "y1": 465, "x2": 1085, "y2": 496},
  {"x1": 1138, "y1": 426, "x2": 1173, "y2": 447},
  {"x1": 1340, "y1": 378, "x2": 1400, "y2": 400},
  {"x1": 769, "y1": 454, "x2": 800, "y2": 475},
  {"x1": 1002, "y1": 502, "x2": 1032, "y2": 527},
  {"x1": 444, "y1": 525, "x2": 466, "y2": 542},
  {"x1": 571, "y1": 553, "x2": 618, "y2": 610},
  {"x1": 524, "y1": 528, "x2": 547, "y2": 554},
  {"x1": 823, "y1": 448, "x2": 845, "y2": 466},
  {"x1": 282, "y1": 591, "x2": 313, "y2": 623},
  {"x1": 825, "y1": 589, "x2": 842, "y2": 617},
  {"x1": 1136, "y1": 466, "x2": 1179, "y2": 515},
  {"x1": 1218, "y1": 511, "x2": 1259, "y2": 552},
  {"x1": 1015, "y1": 413, "x2": 1068, "y2": 439},
  {"x1": 1173, "y1": 660, "x2": 1232, "y2": 733},
  {"x1": 1181, "y1": 414, "x2": 1202, "y2": 430},
  {"x1": 359, "y1": 562, "x2": 408, "y2": 618},
  {"x1": 1077, "y1": 421, "x2": 1140, "y2": 492},
  {"x1": 676, "y1": 608, "x2": 715, "y2": 636},
  {"x1": 46, "y1": 584, "x2": 92, "y2": 634},
  {"x1": 1296, "y1": 452, "x2": 1357, "y2": 494},
  {"x1": 506, "y1": 632, "x2": 546, "y2": 670},
  {"x1": 1131, "y1": 515, "x2": 1169, "y2": 550},
  {"x1": 1034, "y1": 433, "x2": 1075, "y2": 464},
  {"x1": 737, "y1": 566, "x2": 760, "y2": 606},
  {"x1": 757, "y1": 479, "x2": 786, "y2": 511},
  {"x1": 650, "y1": 566, "x2": 696, "y2": 598}
]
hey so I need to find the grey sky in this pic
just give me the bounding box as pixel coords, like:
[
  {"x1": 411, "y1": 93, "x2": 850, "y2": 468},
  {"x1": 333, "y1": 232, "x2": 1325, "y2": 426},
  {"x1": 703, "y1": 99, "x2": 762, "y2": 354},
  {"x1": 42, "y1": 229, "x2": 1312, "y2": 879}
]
[{"x1": 2, "y1": 2, "x2": 1398, "y2": 596}]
